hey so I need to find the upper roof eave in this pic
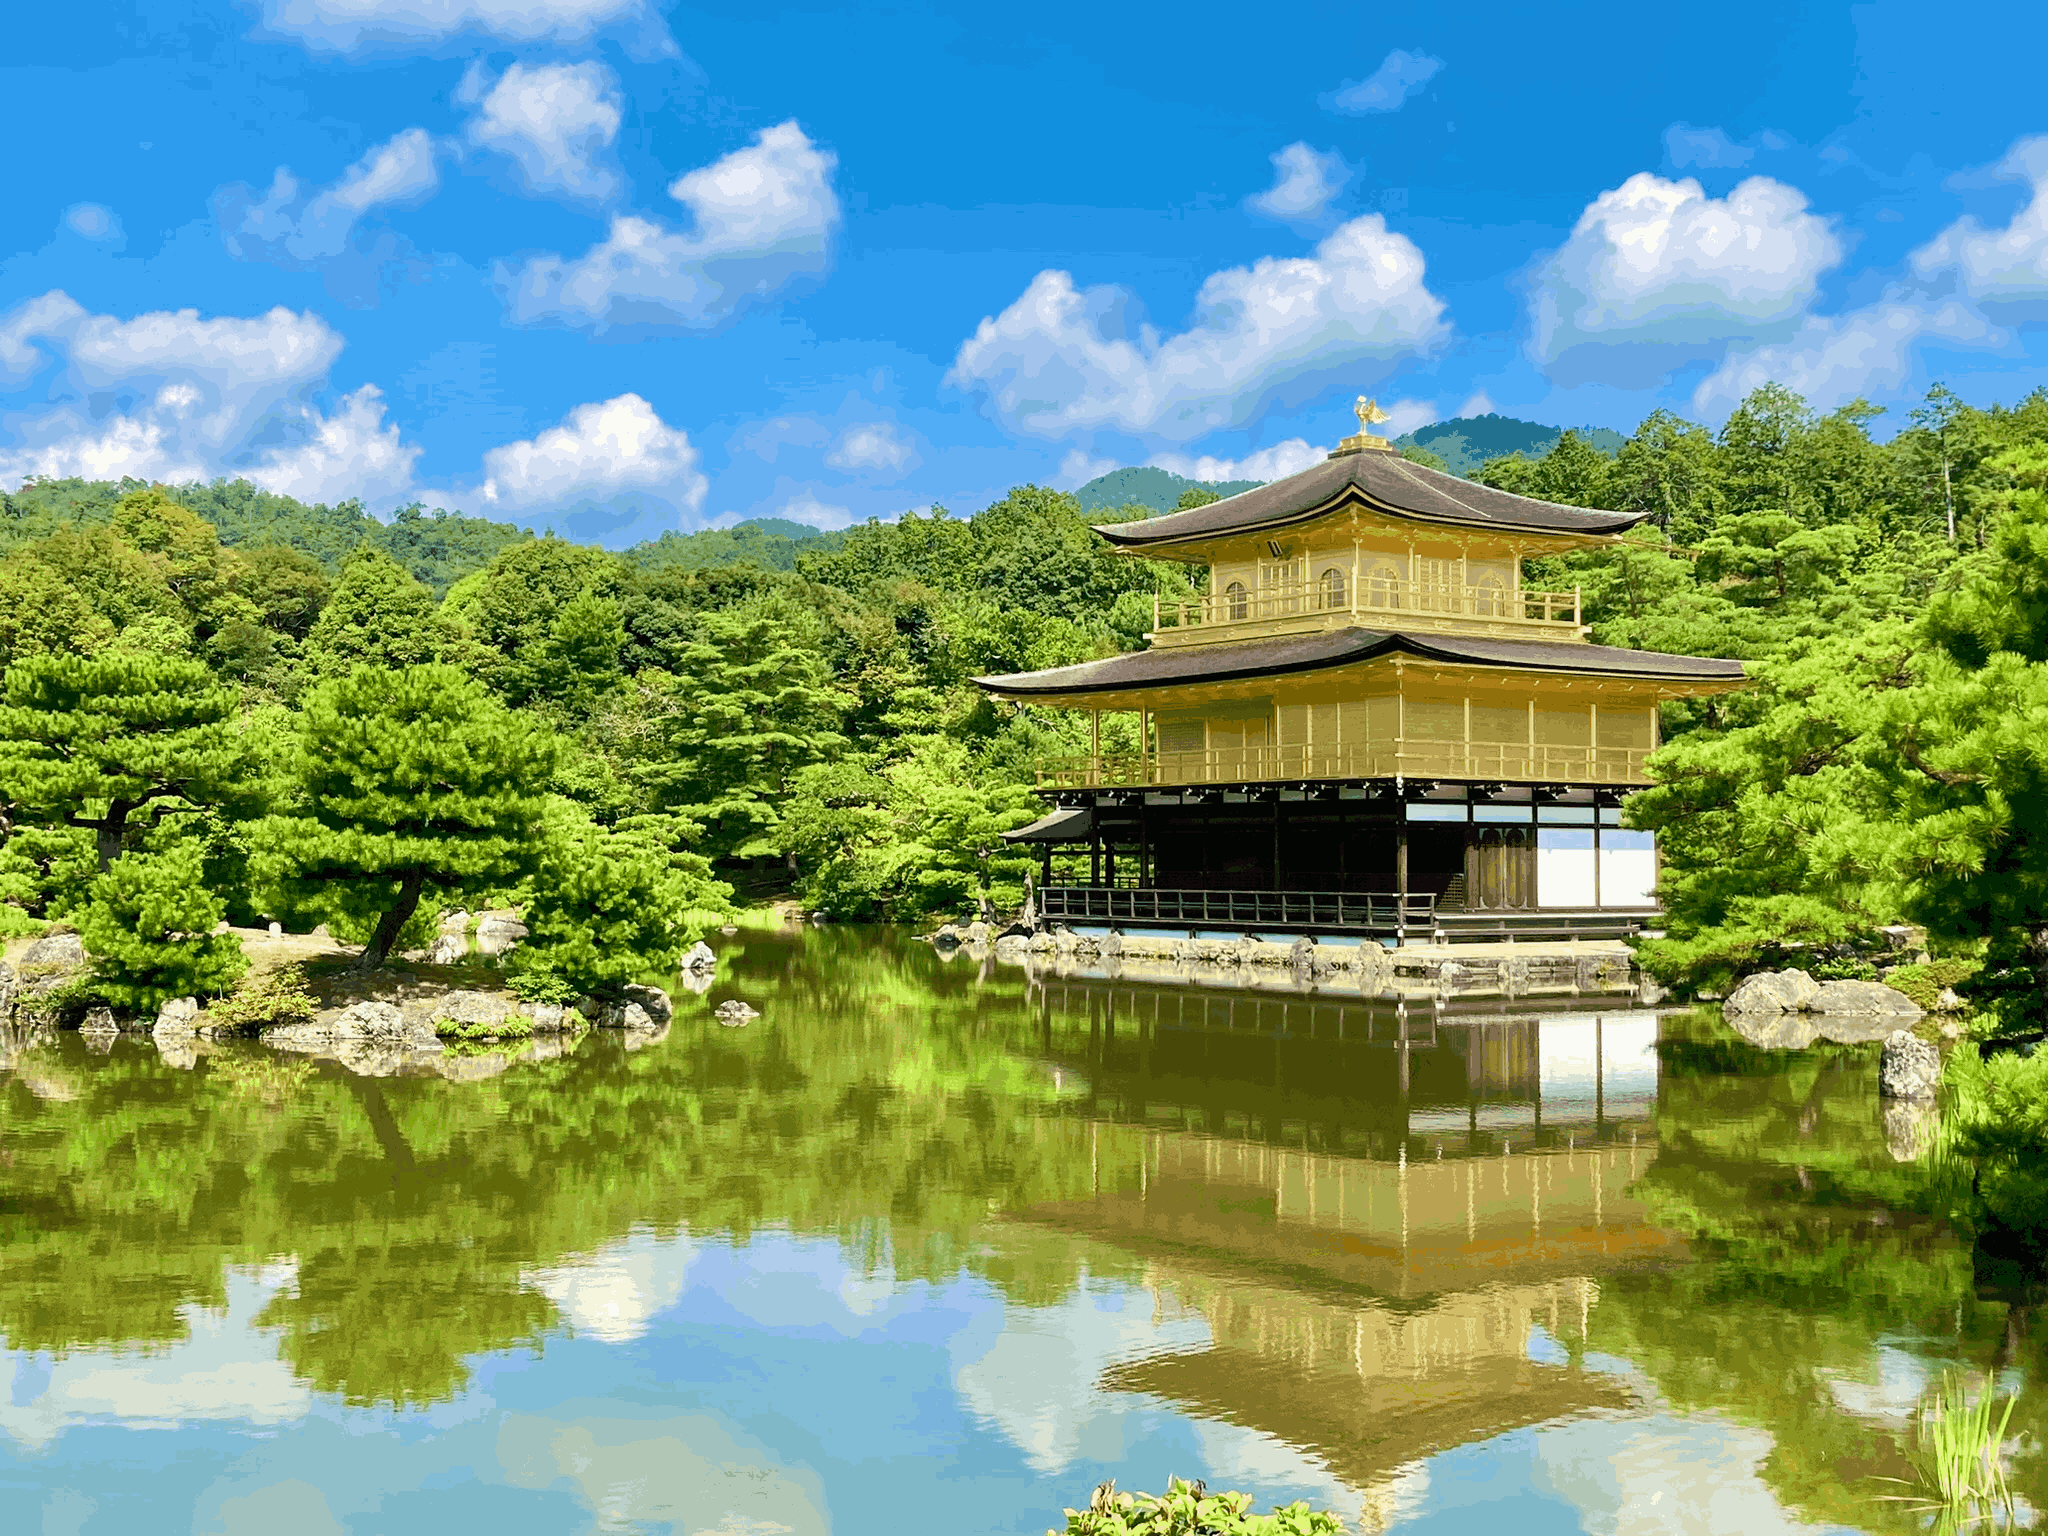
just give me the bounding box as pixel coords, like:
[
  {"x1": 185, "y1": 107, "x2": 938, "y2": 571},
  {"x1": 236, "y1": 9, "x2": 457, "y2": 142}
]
[{"x1": 1092, "y1": 451, "x2": 1648, "y2": 553}]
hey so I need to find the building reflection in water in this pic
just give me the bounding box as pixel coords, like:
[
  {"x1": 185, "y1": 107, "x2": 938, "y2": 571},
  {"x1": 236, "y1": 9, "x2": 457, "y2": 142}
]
[{"x1": 1012, "y1": 972, "x2": 1673, "y2": 1514}]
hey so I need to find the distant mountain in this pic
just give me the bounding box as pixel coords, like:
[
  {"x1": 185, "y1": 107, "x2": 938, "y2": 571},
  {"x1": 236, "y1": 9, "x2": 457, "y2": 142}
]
[
  {"x1": 623, "y1": 516, "x2": 844, "y2": 573},
  {"x1": 1396, "y1": 414, "x2": 1627, "y2": 479},
  {"x1": 1074, "y1": 465, "x2": 1265, "y2": 516}
]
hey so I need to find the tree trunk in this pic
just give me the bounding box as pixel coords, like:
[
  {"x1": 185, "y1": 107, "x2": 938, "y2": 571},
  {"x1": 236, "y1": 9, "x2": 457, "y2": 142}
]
[
  {"x1": 360, "y1": 871, "x2": 428, "y2": 970},
  {"x1": 2029, "y1": 927, "x2": 2048, "y2": 1026},
  {"x1": 92, "y1": 800, "x2": 136, "y2": 873}
]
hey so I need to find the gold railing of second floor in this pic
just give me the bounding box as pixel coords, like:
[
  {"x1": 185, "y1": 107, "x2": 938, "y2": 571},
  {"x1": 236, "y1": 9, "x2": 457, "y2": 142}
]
[
  {"x1": 1036, "y1": 741, "x2": 1652, "y2": 789},
  {"x1": 1150, "y1": 575, "x2": 1583, "y2": 648}
]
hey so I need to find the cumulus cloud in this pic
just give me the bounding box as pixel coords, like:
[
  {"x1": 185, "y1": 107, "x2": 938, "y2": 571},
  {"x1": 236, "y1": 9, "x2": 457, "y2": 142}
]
[
  {"x1": 1323, "y1": 49, "x2": 1443, "y2": 115},
  {"x1": 460, "y1": 61, "x2": 623, "y2": 203},
  {"x1": 1692, "y1": 298, "x2": 2000, "y2": 417},
  {"x1": 218, "y1": 127, "x2": 440, "y2": 269},
  {"x1": 1248, "y1": 143, "x2": 1348, "y2": 224},
  {"x1": 947, "y1": 215, "x2": 1446, "y2": 444},
  {"x1": 478, "y1": 393, "x2": 706, "y2": 519},
  {"x1": 0, "y1": 292, "x2": 421, "y2": 507},
  {"x1": 1056, "y1": 448, "x2": 1119, "y2": 488},
  {"x1": 1148, "y1": 439, "x2": 1328, "y2": 483},
  {"x1": 247, "y1": 0, "x2": 675, "y2": 56},
  {"x1": 525, "y1": 1231, "x2": 696, "y2": 1344},
  {"x1": 776, "y1": 494, "x2": 855, "y2": 531},
  {"x1": 825, "y1": 422, "x2": 915, "y2": 475},
  {"x1": 1913, "y1": 135, "x2": 2048, "y2": 304},
  {"x1": 499, "y1": 121, "x2": 840, "y2": 333},
  {"x1": 1531, "y1": 172, "x2": 1842, "y2": 385},
  {"x1": 1456, "y1": 389, "x2": 1498, "y2": 417},
  {"x1": 63, "y1": 203, "x2": 123, "y2": 243}
]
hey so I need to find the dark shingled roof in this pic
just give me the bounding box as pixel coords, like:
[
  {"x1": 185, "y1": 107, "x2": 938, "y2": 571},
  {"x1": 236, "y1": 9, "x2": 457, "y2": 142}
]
[
  {"x1": 974, "y1": 626, "x2": 1747, "y2": 698},
  {"x1": 1093, "y1": 450, "x2": 1645, "y2": 549}
]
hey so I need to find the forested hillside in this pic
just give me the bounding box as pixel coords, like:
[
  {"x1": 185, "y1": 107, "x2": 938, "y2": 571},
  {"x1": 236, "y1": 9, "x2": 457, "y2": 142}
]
[
  {"x1": 1397, "y1": 413, "x2": 1627, "y2": 477},
  {"x1": 9, "y1": 379, "x2": 2048, "y2": 1024}
]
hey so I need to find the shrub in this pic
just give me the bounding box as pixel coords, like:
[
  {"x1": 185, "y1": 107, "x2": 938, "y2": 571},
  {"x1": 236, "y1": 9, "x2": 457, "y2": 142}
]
[
  {"x1": 1054, "y1": 1479, "x2": 1342, "y2": 1536},
  {"x1": 209, "y1": 963, "x2": 318, "y2": 1033},
  {"x1": 507, "y1": 965, "x2": 579, "y2": 1005},
  {"x1": 75, "y1": 844, "x2": 247, "y2": 1012},
  {"x1": 1885, "y1": 957, "x2": 1983, "y2": 1011},
  {"x1": 435, "y1": 1014, "x2": 534, "y2": 1041}
]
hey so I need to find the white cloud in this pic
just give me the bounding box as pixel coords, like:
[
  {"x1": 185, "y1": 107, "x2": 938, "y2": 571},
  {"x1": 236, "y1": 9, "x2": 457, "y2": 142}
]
[
  {"x1": 1457, "y1": 389, "x2": 1498, "y2": 416},
  {"x1": 1692, "y1": 297, "x2": 2000, "y2": 417},
  {"x1": 63, "y1": 203, "x2": 123, "y2": 243},
  {"x1": 1532, "y1": 172, "x2": 1842, "y2": 383},
  {"x1": 219, "y1": 127, "x2": 439, "y2": 268},
  {"x1": 0, "y1": 292, "x2": 419, "y2": 504},
  {"x1": 947, "y1": 214, "x2": 1446, "y2": 444},
  {"x1": 478, "y1": 393, "x2": 706, "y2": 519},
  {"x1": 1664, "y1": 124, "x2": 1754, "y2": 170},
  {"x1": 730, "y1": 414, "x2": 832, "y2": 461},
  {"x1": 1324, "y1": 49, "x2": 1443, "y2": 115},
  {"x1": 1056, "y1": 448, "x2": 1119, "y2": 488},
  {"x1": 525, "y1": 1230, "x2": 696, "y2": 1344},
  {"x1": 1248, "y1": 143, "x2": 1348, "y2": 223},
  {"x1": 1148, "y1": 439, "x2": 1326, "y2": 483},
  {"x1": 461, "y1": 61, "x2": 623, "y2": 203},
  {"x1": 1913, "y1": 134, "x2": 2048, "y2": 303},
  {"x1": 248, "y1": 0, "x2": 675, "y2": 56},
  {"x1": 500, "y1": 120, "x2": 840, "y2": 334},
  {"x1": 825, "y1": 422, "x2": 915, "y2": 474},
  {"x1": 777, "y1": 494, "x2": 854, "y2": 531},
  {"x1": 245, "y1": 385, "x2": 420, "y2": 506}
]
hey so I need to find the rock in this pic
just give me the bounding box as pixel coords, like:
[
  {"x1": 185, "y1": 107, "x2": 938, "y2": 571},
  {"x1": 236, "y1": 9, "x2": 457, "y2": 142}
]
[
  {"x1": 714, "y1": 999, "x2": 758, "y2": 1027},
  {"x1": 1810, "y1": 979, "x2": 1923, "y2": 1018},
  {"x1": 1501, "y1": 954, "x2": 1532, "y2": 994},
  {"x1": 529, "y1": 1002, "x2": 565, "y2": 1033},
  {"x1": 1724, "y1": 1012, "x2": 1825, "y2": 1050},
  {"x1": 266, "y1": 1000, "x2": 443, "y2": 1058},
  {"x1": 156, "y1": 1033, "x2": 200, "y2": 1071},
  {"x1": 681, "y1": 941, "x2": 718, "y2": 973},
  {"x1": 80, "y1": 1006, "x2": 118, "y2": 1037},
  {"x1": 23, "y1": 933, "x2": 86, "y2": 970},
  {"x1": 435, "y1": 1052, "x2": 511, "y2": 1083},
  {"x1": 676, "y1": 968, "x2": 715, "y2": 996},
  {"x1": 1880, "y1": 1030, "x2": 1941, "y2": 1101},
  {"x1": 622, "y1": 1020, "x2": 670, "y2": 1051},
  {"x1": 428, "y1": 990, "x2": 512, "y2": 1029},
  {"x1": 472, "y1": 909, "x2": 528, "y2": 958},
  {"x1": 1723, "y1": 968, "x2": 1821, "y2": 1015},
  {"x1": 993, "y1": 935, "x2": 1029, "y2": 961},
  {"x1": 426, "y1": 934, "x2": 466, "y2": 966},
  {"x1": 1936, "y1": 987, "x2": 1966, "y2": 1012},
  {"x1": 154, "y1": 997, "x2": 199, "y2": 1036},
  {"x1": 82, "y1": 1028, "x2": 115, "y2": 1055},
  {"x1": 0, "y1": 960, "x2": 15, "y2": 1012},
  {"x1": 622, "y1": 984, "x2": 673, "y2": 1024},
  {"x1": 620, "y1": 1002, "x2": 653, "y2": 1030},
  {"x1": 268, "y1": 922, "x2": 283, "y2": 938},
  {"x1": 964, "y1": 921, "x2": 992, "y2": 944},
  {"x1": 932, "y1": 924, "x2": 962, "y2": 950}
]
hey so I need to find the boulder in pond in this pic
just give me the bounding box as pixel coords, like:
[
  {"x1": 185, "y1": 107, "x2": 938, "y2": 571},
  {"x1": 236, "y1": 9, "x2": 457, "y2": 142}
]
[
  {"x1": 681, "y1": 940, "x2": 718, "y2": 973},
  {"x1": 1723, "y1": 968, "x2": 1822, "y2": 1015},
  {"x1": 154, "y1": 996, "x2": 199, "y2": 1038},
  {"x1": 472, "y1": 909, "x2": 528, "y2": 958},
  {"x1": 1880, "y1": 1030, "x2": 1941, "y2": 1101},
  {"x1": 714, "y1": 998, "x2": 758, "y2": 1027},
  {"x1": 622, "y1": 984, "x2": 673, "y2": 1024},
  {"x1": 428, "y1": 989, "x2": 512, "y2": 1030},
  {"x1": 1811, "y1": 978, "x2": 1924, "y2": 1019},
  {"x1": 267, "y1": 1001, "x2": 443, "y2": 1057}
]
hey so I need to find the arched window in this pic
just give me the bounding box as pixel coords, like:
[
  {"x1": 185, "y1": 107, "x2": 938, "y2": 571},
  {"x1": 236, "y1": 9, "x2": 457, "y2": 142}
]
[
  {"x1": 1475, "y1": 573, "x2": 1507, "y2": 617},
  {"x1": 1224, "y1": 580, "x2": 1249, "y2": 621},
  {"x1": 1365, "y1": 563, "x2": 1401, "y2": 609},
  {"x1": 1320, "y1": 567, "x2": 1347, "y2": 610}
]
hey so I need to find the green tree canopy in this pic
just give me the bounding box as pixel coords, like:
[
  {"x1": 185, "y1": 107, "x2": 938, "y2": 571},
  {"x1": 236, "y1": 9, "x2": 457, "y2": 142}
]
[
  {"x1": 0, "y1": 652, "x2": 243, "y2": 871},
  {"x1": 303, "y1": 546, "x2": 444, "y2": 677},
  {"x1": 256, "y1": 664, "x2": 557, "y2": 967}
]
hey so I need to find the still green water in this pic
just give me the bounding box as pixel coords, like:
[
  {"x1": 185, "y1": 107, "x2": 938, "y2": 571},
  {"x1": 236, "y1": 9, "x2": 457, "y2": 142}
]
[{"x1": 0, "y1": 925, "x2": 2033, "y2": 1534}]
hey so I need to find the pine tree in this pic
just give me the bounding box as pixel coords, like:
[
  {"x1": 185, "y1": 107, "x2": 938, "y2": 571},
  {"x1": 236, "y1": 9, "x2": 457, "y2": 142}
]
[
  {"x1": 256, "y1": 664, "x2": 557, "y2": 968},
  {"x1": 0, "y1": 652, "x2": 242, "y2": 871},
  {"x1": 76, "y1": 843, "x2": 248, "y2": 1011},
  {"x1": 303, "y1": 547, "x2": 443, "y2": 677}
]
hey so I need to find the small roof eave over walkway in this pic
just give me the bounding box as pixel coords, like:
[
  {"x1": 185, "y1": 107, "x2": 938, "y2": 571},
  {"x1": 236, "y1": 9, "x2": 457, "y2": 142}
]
[{"x1": 1003, "y1": 806, "x2": 1094, "y2": 844}]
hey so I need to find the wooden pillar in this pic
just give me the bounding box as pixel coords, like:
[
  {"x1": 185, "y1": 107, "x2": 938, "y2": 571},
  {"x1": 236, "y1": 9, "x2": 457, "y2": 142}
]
[
  {"x1": 1396, "y1": 819, "x2": 1410, "y2": 939},
  {"x1": 1090, "y1": 709, "x2": 1101, "y2": 784},
  {"x1": 1041, "y1": 843, "x2": 1053, "y2": 890},
  {"x1": 1090, "y1": 825, "x2": 1101, "y2": 887},
  {"x1": 1272, "y1": 797, "x2": 1283, "y2": 893},
  {"x1": 1350, "y1": 538, "x2": 1361, "y2": 619},
  {"x1": 1139, "y1": 805, "x2": 1151, "y2": 889}
]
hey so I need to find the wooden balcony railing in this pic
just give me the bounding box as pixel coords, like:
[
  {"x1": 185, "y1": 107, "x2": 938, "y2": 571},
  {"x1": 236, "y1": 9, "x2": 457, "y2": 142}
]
[
  {"x1": 1151, "y1": 576, "x2": 1582, "y2": 648},
  {"x1": 1040, "y1": 884, "x2": 1437, "y2": 936},
  {"x1": 1035, "y1": 741, "x2": 1652, "y2": 789}
]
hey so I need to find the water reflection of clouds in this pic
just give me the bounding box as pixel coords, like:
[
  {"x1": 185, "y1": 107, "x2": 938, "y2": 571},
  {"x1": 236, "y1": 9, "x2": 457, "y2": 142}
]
[
  {"x1": 0, "y1": 1266, "x2": 309, "y2": 1450},
  {"x1": 1528, "y1": 1414, "x2": 1843, "y2": 1535},
  {"x1": 953, "y1": 1277, "x2": 1211, "y2": 1474},
  {"x1": 524, "y1": 1228, "x2": 699, "y2": 1344}
]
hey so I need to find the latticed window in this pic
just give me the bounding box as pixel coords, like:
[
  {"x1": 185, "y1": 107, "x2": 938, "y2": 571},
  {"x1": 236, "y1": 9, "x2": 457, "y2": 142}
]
[
  {"x1": 1319, "y1": 567, "x2": 1347, "y2": 610},
  {"x1": 1475, "y1": 573, "x2": 1507, "y2": 616},
  {"x1": 1365, "y1": 563, "x2": 1401, "y2": 608},
  {"x1": 1224, "y1": 580, "x2": 1249, "y2": 620}
]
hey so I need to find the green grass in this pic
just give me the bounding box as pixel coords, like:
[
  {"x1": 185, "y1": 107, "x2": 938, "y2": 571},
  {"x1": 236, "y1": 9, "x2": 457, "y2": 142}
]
[{"x1": 1878, "y1": 1372, "x2": 2019, "y2": 1532}]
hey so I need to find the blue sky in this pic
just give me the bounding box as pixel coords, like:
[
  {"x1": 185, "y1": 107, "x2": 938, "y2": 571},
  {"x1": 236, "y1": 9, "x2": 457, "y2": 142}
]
[{"x1": 6, "y1": 1, "x2": 2048, "y2": 544}]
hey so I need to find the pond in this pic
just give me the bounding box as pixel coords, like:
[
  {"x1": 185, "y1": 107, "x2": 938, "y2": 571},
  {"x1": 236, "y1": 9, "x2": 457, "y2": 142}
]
[{"x1": 0, "y1": 924, "x2": 2031, "y2": 1534}]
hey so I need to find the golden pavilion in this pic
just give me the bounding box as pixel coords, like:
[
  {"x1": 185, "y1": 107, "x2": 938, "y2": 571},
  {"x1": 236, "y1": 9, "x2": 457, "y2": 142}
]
[{"x1": 975, "y1": 400, "x2": 1748, "y2": 941}]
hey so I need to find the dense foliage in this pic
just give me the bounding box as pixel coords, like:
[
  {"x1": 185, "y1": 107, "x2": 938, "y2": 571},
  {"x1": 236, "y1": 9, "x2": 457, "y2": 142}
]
[{"x1": 0, "y1": 475, "x2": 1191, "y2": 1001}]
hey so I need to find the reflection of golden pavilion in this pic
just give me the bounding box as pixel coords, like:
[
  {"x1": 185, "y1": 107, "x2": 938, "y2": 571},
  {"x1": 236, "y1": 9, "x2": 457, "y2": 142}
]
[{"x1": 1009, "y1": 995, "x2": 1676, "y2": 1497}]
